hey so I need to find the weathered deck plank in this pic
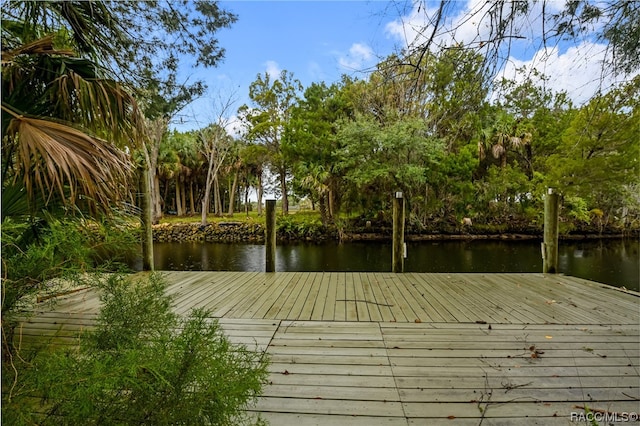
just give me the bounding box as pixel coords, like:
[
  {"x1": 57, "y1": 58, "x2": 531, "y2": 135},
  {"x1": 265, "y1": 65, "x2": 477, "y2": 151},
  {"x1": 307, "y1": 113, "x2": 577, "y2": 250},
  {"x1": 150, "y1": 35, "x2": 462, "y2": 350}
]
[{"x1": 17, "y1": 272, "x2": 639, "y2": 425}]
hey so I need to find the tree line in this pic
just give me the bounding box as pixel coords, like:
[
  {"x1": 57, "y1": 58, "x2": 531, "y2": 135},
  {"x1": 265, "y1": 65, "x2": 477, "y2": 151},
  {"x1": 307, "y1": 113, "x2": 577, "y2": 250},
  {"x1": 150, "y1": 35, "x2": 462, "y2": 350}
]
[{"x1": 153, "y1": 53, "x2": 639, "y2": 234}]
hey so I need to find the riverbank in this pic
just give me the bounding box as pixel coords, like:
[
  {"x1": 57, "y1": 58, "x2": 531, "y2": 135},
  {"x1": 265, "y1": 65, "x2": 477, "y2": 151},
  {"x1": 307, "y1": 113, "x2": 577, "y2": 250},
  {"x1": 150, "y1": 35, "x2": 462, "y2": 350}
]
[{"x1": 152, "y1": 220, "x2": 636, "y2": 243}]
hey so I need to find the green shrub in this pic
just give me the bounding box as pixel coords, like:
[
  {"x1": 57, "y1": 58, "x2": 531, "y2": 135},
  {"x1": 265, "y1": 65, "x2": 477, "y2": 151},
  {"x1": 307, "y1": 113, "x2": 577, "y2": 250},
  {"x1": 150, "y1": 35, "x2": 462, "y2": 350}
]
[
  {"x1": 2, "y1": 273, "x2": 269, "y2": 425},
  {"x1": 1, "y1": 216, "x2": 138, "y2": 317},
  {"x1": 277, "y1": 213, "x2": 325, "y2": 239}
]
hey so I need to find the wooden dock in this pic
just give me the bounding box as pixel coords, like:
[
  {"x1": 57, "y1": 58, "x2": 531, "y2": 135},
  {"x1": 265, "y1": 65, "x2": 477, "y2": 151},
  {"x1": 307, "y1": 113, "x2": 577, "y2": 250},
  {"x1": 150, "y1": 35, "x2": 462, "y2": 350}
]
[{"x1": 19, "y1": 272, "x2": 640, "y2": 425}]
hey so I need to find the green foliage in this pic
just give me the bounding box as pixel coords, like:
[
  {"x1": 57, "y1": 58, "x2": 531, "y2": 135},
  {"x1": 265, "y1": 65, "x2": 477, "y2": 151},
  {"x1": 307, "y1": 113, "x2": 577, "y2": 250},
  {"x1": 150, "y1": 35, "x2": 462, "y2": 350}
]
[
  {"x1": 277, "y1": 212, "x2": 326, "y2": 239},
  {"x1": 474, "y1": 164, "x2": 534, "y2": 221},
  {"x1": 545, "y1": 76, "x2": 639, "y2": 224},
  {"x1": 1, "y1": 216, "x2": 137, "y2": 318},
  {"x1": 152, "y1": 66, "x2": 638, "y2": 235},
  {"x1": 336, "y1": 114, "x2": 444, "y2": 215},
  {"x1": 2, "y1": 273, "x2": 269, "y2": 426},
  {"x1": 91, "y1": 273, "x2": 176, "y2": 351},
  {"x1": 285, "y1": 81, "x2": 352, "y2": 222},
  {"x1": 239, "y1": 69, "x2": 303, "y2": 213},
  {"x1": 427, "y1": 143, "x2": 478, "y2": 216},
  {"x1": 2, "y1": 1, "x2": 237, "y2": 88},
  {"x1": 564, "y1": 196, "x2": 591, "y2": 224}
]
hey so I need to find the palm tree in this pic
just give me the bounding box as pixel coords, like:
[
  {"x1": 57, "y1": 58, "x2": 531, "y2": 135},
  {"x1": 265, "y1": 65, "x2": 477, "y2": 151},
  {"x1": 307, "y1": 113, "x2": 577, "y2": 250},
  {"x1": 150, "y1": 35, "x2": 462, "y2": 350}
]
[
  {"x1": 2, "y1": 23, "x2": 142, "y2": 215},
  {"x1": 1, "y1": 8, "x2": 147, "y2": 358},
  {"x1": 478, "y1": 110, "x2": 532, "y2": 169}
]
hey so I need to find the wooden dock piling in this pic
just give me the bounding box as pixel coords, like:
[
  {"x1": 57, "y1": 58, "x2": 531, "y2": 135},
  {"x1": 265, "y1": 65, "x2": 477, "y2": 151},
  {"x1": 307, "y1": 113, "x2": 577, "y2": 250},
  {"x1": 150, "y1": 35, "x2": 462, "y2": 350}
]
[
  {"x1": 543, "y1": 187, "x2": 559, "y2": 273},
  {"x1": 392, "y1": 192, "x2": 405, "y2": 273},
  {"x1": 265, "y1": 199, "x2": 276, "y2": 272}
]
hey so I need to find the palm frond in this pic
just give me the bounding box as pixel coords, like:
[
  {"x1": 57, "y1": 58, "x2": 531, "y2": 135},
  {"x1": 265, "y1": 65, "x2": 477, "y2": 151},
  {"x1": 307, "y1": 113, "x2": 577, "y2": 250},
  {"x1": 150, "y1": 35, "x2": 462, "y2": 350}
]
[
  {"x1": 492, "y1": 143, "x2": 505, "y2": 159},
  {"x1": 2, "y1": 40, "x2": 145, "y2": 146},
  {"x1": 4, "y1": 111, "x2": 132, "y2": 212},
  {"x1": 509, "y1": 136, "x2": 522, "y2": 148},
  {"x1": 478, "y1": 141, "x2": 486, "y2": 160},
  {"x1": 1, "y1": 34, "x2": 74, "y2": 64},
  {"x1": 54, "y1": 69, "x2": 145, "y2": 143}
]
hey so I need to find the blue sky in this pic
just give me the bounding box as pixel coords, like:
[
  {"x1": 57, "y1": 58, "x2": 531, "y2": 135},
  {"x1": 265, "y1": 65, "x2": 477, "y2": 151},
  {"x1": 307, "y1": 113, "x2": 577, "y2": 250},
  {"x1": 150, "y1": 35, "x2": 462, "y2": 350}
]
[
  {"x1": 177, "y1": 1, "x2": 398, "y2": 130},
  {"x1": 175, "y1": 0, "x2": 635, "y2": 133}
]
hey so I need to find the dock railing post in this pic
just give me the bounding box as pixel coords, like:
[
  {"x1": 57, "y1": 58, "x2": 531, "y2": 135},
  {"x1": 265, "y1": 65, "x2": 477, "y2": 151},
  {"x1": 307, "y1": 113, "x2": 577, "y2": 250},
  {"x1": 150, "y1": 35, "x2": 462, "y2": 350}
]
[
  {"x1": 543, "y1": 187, "x2": 559, "y2": 274},
  {"x1": 265, "y1": 199, "x2": 276, "y2": 272},
  {"x1": 392, "y1": 191, "x2": 405, "y2": 273}
]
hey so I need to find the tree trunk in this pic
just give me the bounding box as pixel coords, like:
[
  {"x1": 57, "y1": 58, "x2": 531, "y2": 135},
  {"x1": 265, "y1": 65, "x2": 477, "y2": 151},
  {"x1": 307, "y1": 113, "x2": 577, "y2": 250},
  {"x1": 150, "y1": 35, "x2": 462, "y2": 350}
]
[
  {"x1": 279, "y1": 170, "x2": 288, "y2": 214},
  {"x1": 180, "y1": 182, "x2": 187, "y2": 216},
  {"x1": 138, "y1": 167, "x2": 154, "y2": 271},
  {"x1": 201, "y1": 152, "x2": 216, "y2": 225},
  {"x1": 328, "y1": 189, "x2": 335, "y2": 223},
  {"x1": 175, "y1": 179, "x2": 183, "y2": 216},
  {"x1": 189, "y1": 180, "x2": 195, "y2": 215},
  {"x1": 153, "y1": 174, "x2": 162, "y2": 223},
  {"x1": 256, "y1": 171, "x2": 264, "y2": 215},
  {"x1": 143, "y1": 117, "x2": 168, "y2": 224},
  {"x1": 244, "y1": 185, "x2": 250, "y2": 217},
  {"x1": 162, "y1": 178, "x2": 169, "y2": 214},
  {"x1": 214, "y1": 176, "x2": 222, "y2": 216},
  {"x1": 228, "y1": 171, "x2": 238, "y2": 216},
  {"x1": 319, "y1": 195, "x2": 328, "y2": 226}
]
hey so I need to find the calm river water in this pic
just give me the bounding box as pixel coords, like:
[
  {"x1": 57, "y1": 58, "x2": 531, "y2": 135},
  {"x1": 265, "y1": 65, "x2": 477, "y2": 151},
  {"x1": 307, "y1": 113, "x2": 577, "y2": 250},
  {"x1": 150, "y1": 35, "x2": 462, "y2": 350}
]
[{"x1": 137, "y1": 239, "x2": 639, "y2": 291}]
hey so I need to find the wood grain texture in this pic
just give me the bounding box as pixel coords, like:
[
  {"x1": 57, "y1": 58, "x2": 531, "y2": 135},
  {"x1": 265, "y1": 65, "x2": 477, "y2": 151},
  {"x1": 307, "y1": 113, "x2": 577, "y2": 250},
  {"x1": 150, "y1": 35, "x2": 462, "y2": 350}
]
[{"x1": 18, "y1": 272, "x2": 639, "y2": 424}]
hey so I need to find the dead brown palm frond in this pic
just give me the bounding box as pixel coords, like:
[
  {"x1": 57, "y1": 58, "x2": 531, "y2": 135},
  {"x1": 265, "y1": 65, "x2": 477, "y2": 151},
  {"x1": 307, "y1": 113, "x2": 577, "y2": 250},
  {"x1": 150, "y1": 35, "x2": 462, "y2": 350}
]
[
  {"x1": 1, "y1": 34, "x2": 74, "y2": 65},
  {"x1": 509, "y1": 136, "x2": 523, "y2": 148},
  {"x1": 4, "y1": 108, "x2": 132, "y2": 211},
  {"x1": 478, "y1": 141, "x2": 487, "y2": 160},
  {"x1": 492, "y1": 143, "x2": 505, "y2": 159}
]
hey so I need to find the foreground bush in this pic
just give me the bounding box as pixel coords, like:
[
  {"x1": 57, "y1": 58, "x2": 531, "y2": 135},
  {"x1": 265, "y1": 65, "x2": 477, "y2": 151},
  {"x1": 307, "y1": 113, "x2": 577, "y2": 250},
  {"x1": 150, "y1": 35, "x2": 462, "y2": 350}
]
[{"x1": 2, "y1": 273, "x2": 270, "y2": 425}]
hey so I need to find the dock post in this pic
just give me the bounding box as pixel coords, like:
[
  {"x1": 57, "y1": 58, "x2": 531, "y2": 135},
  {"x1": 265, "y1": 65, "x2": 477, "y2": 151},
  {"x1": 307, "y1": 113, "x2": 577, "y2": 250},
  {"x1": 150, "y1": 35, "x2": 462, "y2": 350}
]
[
  {"x1": 543, "y1": 187, "x2": 559, "y2": 274},
  {"x1": 139, "y1": 167, "x2": 154, "y2": 271},
  {"x1": 392, "y1": 191, "x2": 405, "y2": 273},
  {"x1": 265, "y1": 199, "x2": 276, "y2": 272}
]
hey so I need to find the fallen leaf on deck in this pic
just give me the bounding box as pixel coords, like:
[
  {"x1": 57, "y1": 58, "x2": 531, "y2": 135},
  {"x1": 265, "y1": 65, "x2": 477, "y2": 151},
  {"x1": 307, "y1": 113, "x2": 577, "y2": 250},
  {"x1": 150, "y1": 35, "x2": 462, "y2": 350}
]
[{"x1": 545, "y1": 335, "x2": 553, "y2": 339}]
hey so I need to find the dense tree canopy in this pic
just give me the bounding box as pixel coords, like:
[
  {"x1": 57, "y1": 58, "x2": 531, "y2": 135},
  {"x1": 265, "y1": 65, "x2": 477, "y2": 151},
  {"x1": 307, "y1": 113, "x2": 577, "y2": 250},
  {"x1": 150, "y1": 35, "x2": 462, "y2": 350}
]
[{"x1": 141, "y1": 58, "x2": 638, "y2": 235}]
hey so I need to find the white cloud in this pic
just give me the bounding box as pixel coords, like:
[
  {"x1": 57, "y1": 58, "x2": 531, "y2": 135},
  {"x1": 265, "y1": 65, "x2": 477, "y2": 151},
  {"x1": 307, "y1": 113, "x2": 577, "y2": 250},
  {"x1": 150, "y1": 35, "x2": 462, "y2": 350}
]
[
  {"x1": 498, "y1": 42, "x2": 639, "y2": 105},
  {"x1": 384, "y1": 0, "x2": 563, "y2": 53},
  {"x1": 264, "y1": 60, "x2": 281, "y2": 79},
  {"x1": 385, "y1": 2, "x2": 637, "y2": 105},
  {"x1": 385, "y1": 0, "x2": 486, "y2": 51},
  {"x1": 338, "y1": 42, "x2": 375, "y2": 71},
  {"x1": 223, "y1": 114, "x2": 243, "y2": 139}
]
